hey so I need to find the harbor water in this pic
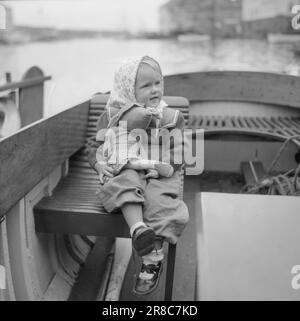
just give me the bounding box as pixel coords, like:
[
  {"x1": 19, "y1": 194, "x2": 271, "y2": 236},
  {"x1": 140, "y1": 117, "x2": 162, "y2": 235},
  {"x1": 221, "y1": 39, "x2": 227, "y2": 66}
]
[{"x1": 0, "y1": 37, "x2": 300, "y2": 116}]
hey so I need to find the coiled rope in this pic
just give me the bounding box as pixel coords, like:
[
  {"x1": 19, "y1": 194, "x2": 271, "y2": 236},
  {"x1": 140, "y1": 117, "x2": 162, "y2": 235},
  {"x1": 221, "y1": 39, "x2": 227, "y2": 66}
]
[{"x1": 241, "y1": 135, "x2": 300, "y2": 196}]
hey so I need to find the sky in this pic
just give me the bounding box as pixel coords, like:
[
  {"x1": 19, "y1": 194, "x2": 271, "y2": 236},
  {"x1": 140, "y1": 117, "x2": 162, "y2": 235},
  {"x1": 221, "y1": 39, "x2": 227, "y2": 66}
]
[{"x1": 2, "y1": 0, "x2": 169, "y2": 32}]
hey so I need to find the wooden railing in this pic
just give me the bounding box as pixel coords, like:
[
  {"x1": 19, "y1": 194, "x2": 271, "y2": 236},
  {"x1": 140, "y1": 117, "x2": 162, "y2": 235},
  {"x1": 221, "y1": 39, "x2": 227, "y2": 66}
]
[{"x1": 0, "y1": 99, "x2": 90, "y2": 218}]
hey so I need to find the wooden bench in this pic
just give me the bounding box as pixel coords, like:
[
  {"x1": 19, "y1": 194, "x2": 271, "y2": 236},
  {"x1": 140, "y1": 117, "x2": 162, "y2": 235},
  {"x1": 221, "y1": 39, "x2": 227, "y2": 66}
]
[{"x1": 34, "y1": 94, "x2": 190, "y2": 301}]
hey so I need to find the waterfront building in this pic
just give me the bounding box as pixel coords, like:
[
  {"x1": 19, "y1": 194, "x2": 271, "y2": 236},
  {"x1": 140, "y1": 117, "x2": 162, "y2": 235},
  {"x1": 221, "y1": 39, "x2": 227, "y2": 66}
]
[
  {"x1": 159, "y1": 0, "x2": 300, "y2": 38},
  {"x1": 160, "y1": 0, "x2": 242, "y2": 37},
  {"x1": 213, "y1": 0, "x2": 242, "y2": 37},
  {"x1": 242, "y1": 0, "x2": 300, "y2": 37},
  {"x1": 160, "y1": 0, "x2": 213, "y2": 36}
]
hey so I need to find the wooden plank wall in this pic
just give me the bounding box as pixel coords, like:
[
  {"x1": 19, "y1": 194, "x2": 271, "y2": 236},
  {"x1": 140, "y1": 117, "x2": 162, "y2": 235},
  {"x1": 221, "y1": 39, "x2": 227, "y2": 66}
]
[{"x1": 0, "y1": 100, "x2": 90, "y2": 218}]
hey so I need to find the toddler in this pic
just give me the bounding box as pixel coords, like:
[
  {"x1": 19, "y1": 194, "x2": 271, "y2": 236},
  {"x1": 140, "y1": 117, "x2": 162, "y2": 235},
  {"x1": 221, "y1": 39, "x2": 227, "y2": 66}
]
[{"x1": 87, "y1": 56, "x2": 189, "y2": 295}]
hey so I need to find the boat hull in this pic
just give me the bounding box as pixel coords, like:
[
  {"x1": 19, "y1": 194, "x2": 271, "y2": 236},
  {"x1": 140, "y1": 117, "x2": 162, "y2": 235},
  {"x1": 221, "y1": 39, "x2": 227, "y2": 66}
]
[{"x1": 1, "y1": 71, "x2": 300, "y2": 301}]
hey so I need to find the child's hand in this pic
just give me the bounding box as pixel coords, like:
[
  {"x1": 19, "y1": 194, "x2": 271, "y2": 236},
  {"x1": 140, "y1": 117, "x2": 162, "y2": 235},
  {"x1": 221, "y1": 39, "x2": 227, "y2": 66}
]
[
  {"x1": 144, "y1": 169, "x2": 159, "y2": 179},
  {"x1": 95, "y1": 161, "x2": 115, "y2": 184},
  {"x1": 146, "y1": 107, "x2": 161, "y2": 119}
]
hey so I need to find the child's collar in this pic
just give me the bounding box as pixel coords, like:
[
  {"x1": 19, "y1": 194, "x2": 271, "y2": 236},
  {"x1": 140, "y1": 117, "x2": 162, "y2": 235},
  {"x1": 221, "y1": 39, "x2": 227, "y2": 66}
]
[
  {"x1": 157, "y1": 100, "x2": 168, "y2": 118},
  {"x1": 146, "y1": 100, "x2": 167, "y2": 119}
]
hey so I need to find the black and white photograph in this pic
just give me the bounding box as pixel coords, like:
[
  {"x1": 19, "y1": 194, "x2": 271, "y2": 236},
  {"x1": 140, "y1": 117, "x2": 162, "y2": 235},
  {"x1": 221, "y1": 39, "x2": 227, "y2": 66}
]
[{"x1": 1, "y1": 0, "x2": 300, "y2": 305}]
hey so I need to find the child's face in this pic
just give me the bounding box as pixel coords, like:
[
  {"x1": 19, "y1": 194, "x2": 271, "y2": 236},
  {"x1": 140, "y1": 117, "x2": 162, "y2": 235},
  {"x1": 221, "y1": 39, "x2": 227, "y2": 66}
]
[{"x1": 135, "y1": 64, "x2": 163, "y2": 108}]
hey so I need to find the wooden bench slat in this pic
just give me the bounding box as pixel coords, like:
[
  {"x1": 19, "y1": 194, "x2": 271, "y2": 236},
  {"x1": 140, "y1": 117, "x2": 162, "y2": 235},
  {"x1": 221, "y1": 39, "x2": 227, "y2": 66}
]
[
  {"x1": 237, "y1": 116, "x2": 247, "y2": 128},
  {"x1": 248, "y1": 117, "x2": 260, "y2": 129},
  {"x1": 255, "y1": 117, "x2": 271, "y2": 129},
  {"x1": 224, "y1": 116, "x2": 232, "y2": 128}
]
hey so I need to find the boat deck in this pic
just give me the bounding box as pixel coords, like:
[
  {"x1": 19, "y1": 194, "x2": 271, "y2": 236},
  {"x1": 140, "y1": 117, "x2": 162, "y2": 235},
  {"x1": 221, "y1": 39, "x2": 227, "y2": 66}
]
[{"x1": 2, "y1": 71, "x2": 300, "y2": 301}]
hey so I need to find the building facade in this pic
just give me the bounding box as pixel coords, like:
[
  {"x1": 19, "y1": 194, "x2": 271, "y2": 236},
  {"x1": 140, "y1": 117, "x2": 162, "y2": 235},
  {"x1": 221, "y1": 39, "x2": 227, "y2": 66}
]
[
  {"x1": 160, "y1": 0, "x2": 213, "y2": 36},
  {"x1": 214, "y1": 0, "x2": 242, "y2": 37},
  {"x1": 160, "y1": 0, "x2": 242, "y2": 37},
  {"x1": 242, "y1": 0, "x2": 298, "y2": 21},
  {"x1": 160, "y1": 0, "x2": 300, "y2": 38},
  {"x1": 242, "y1": 0, "x2": 300, "y2": 36}
]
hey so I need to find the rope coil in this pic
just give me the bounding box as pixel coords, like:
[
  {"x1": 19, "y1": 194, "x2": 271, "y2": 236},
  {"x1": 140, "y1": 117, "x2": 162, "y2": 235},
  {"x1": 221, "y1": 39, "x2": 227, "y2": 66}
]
[{"x1": 241, "y1": 135, "x2": 300, "y2": 196}]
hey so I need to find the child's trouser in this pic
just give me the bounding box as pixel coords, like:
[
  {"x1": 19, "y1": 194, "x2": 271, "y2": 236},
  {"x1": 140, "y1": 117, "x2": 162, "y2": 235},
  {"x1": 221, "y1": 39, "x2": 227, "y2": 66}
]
[{"x1": 96, "y1": 168, "x2": 189, "y2": 244}]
